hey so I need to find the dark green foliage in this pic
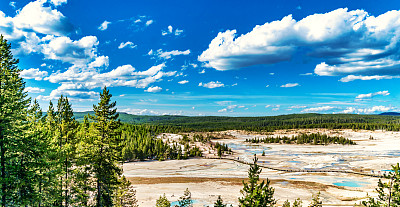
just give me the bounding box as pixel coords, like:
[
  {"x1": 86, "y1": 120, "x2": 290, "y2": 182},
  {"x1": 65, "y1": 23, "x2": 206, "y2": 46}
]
[
  {"x1": 122, "y1": 125, "x2": 202, "y2": 161},
  {"x1": 55, "y1": 95, "x2": 79, "y2": 206},
  {"x1": 293, "y1": 198, "x2": 303, "y2": 207},
  {"x1": 192, "y1": 134, "x2": 211, "y2": 143},
  {"x1": 74, "y1": 111, "x2": 185, "y2": 124},
  {"x1": 74, "y1": 112, "x2": 400, "y2": 132},
  {"x1": 214, "y1": 195, "x2": 227, "y2": 207},
  {"x1": 89, "y1": 87, "x2": 123, "y2": 206},
  {"x1": 246, "y1": 133, "x2": 356, "y2": 145},
  {"x1": 361, "y1": 163, "x2": 400, "y2": 207},
  {"x1": 114, "y1": 176, "x2": 138, "y2": 207},
  {"x1": 214, "y1": 142, "x2": 231, "y2": 157},
  {"x1": 239, "y1": 155, "x2": 276, "y2": 207},
  {"x1": 283, "y1": 200, "x2": 291, "y2": 207},
  {"x1": 308, "y1": 192, "x2": 322, "y2": 207},
  {"x1": 156, "y1": 194, "x2": 171, "y2": 207},
  {"x1": 282, "y1": 199, "x2": 303, "y2": 207},
  {"x1": 27, "y1": 99, "x2": 57, "y2": 206},
  {"x1": 177, "y1": 188, "x2": 193, "y2": 207},
  {"x1": 151, "y1": 113, "x2": 400, "y2": 132},
  {"x1": 0, "y1": 35, "x2": 41, "y2": 206}
]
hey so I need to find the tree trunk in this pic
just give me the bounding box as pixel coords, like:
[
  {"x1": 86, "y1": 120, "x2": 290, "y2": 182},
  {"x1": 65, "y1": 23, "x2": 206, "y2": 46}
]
[
  {"x1": 0, "y1": 133, "x2": 5, "y2": 207},
  {"x1": 97, "y1": 146, "x2": 103, "y2": 207},
  {"x1": 65, "y1": 156, "x2": 68, "y2": 207}
]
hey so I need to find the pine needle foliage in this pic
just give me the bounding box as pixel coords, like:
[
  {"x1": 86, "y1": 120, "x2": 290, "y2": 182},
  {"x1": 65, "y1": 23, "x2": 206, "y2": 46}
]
[
  {"x1": 239, "y1": 154, "x2": 276, "y2": 207},
  {"x1": 89, "y1": 87, "x2": 123, "y2": 207}
]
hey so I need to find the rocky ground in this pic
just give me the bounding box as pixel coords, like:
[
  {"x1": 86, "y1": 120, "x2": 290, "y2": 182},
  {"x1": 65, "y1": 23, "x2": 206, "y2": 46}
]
[{"x1": 124, "y1": 129, "x2": 400, "y2": 206}]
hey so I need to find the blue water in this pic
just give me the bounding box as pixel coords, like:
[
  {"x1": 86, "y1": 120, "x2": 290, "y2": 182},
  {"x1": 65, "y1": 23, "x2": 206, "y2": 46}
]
[
  {"x1": 226, "y1": 143, "x2": 271, "y2": 155},
  {"x1": 333, "y1": 180, "x2": 368, "y2": 187},
  {"x1": 171, "y1": 200, "x2": 198, "y2": 206}
]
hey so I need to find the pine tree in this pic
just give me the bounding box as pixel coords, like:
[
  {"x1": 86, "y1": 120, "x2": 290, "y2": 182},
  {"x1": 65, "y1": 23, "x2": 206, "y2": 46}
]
[
  {"x1": 156, "y1": 194, "x2": 171, "y2": 207},
  {"x1": 89, "y1": 87, "x2": 123, "y2": 206},
  {"x1": 114, "y1": 176, "x2": 138, "y2": 207},
  {"x1": 282, "y1": 200, "x2": 291, "y2": 207},
  {"x1": 308, "y1": 192, "x2": 322, "y2": 207},
  {"x1": 178, "y1": 188, "x2": 193, "y2": 207},
  {"x1": 292, "y1": 198, "x2": 303, "y2": 207},
  {"x1": 54, "y1": 95, "x2": 78, "y2": 206},
  {"x1": 282, "y1": 199, "x2": 302, "y2": 207},
  {"x1": 73, "y1": 115, "x2": 94, "y2": 206},
  {"x1": 214, "y1": 195, "x2": 227, "y2": 207},
  {"x1": 361, "y1": 163, "x2": 400, "y2": 207},
  {"x1": 239, "y1": 154, "x2": 276, "y2": 207},
  {"x1": 44, "y1": 100, "x2": 64, "y2": 205},
  {"x1": 26, "y1": 99, "x2": 55, "y2": 206},
  {"x1": 0, "y1": 35, "x2": 32, "y2": 206}
]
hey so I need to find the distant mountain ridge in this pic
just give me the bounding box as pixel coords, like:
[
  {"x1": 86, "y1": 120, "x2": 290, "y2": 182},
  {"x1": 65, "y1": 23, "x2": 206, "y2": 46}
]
[{"x1": 379, "y1": 112, "x2": 400, "y2": 116}]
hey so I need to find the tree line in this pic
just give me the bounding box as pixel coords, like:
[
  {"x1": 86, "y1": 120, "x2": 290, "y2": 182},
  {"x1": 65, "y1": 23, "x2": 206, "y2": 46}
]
[
  {"x1": 0, "y1": 35, "x2": 130, "y2": 206},
  {"x1": 148, "y1": 114, "x2": 400, "y2": 132},
  {"x1": 121, "y1": 125, "x2": 202, "y2": 161},
  {"x1": 245, "y1": 133, "x2": 356, "y2": 145}
]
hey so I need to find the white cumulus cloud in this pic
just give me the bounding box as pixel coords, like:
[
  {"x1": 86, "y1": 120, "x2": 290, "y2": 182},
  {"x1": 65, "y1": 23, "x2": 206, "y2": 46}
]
[
  {"x1": 25, "y1": 87, "x2": 45, "y2": 93},
  {"x1": 302, "y1": 106, "x2": 336, "y2": 113},
  {"x1": 42, "y1": 63, "x2": 176, "y2": 100},
  {"x1": 151, "y1": 49, "x2": 190, "y2": 59},
  {"x1": 339, "y1": 75, "x2": 400, "y2": 82},
  {"x1": 162, "y1": 25, "x2": 184, "y2": 36},
  {"x1": 178, "y1": 80, "x2": 189, "y2": 84},
  {"x1": 98, "y1": 20, "x2": 111, "y2": 31},
  {"x1": 198, "y1": 81, "x2": 225, "y2": 89},
  {"x1": 145, "y1": 86, "x2": 162, "y2": 93},
  {"x1": 11, "y1": 0, "x2": 73, "y2": 36},
  {"x1": 198, "y1": 8, "x2": 400, "y2": 79},
  {"x1": 340, "y1": 106, "x2": 394, "y2": 114},
  {"x1": 20, "y1": 68, "x2": 48, "y2": 80},
  {"x1": 118, "y1": 41, "x2": 137, "y2": 49},
  {"x1": 356, "y1": 91, "x2": 390, "y2": 100},
  {"x1": 41, "y1": 35, "x2": 99, "y2": 66},
  {"x1": 145, "y1": 20, "x2": 153, "y2": 26}
]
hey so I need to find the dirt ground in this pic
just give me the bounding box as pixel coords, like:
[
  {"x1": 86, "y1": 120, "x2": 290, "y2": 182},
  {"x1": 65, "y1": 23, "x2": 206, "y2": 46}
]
[{"x1": 123, "y1": 129, "x2": 400, "y2": 206}]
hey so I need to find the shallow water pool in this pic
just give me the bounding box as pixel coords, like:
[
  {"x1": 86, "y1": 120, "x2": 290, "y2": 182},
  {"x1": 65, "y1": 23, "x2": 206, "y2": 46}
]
[{"x1": 333, "y1": 180, "x2": 369, "y2": 187}]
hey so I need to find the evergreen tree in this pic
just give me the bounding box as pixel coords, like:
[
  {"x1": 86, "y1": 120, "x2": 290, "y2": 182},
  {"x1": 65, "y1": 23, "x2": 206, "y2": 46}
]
[
  {"x1": 214, "y1": 195, "x2": 227, "y2": 207},
  {"x1": 156, "y1": 194, "x2": 171, "y2": 207},
  {"x1": 26, "y1": 99, "x2": 56, "y2": 206},
  {"x1": 89, "y1": 87, "x2": 123, "y2": 206},
  {"x1": 239, "y1": 154, "x2": 276, "y2": 207},
  {"x1": 282, "y1": 199, "x2": 302, "y2": 207},
  {"x1": 308, "y1": 192, "x2": 322, "y2": 207},
  {"x1": 73, "y1": 115, "x2": 94, "y2": 206},
  {"x1": 292, "y1": 198, "x2": 302, "y2": 207},
  {"x1": 282, "y1": 200, "x2": 291, "y2": 207},
  {"x1": 0, "y1": 35, "x2": 33, "y2": 206},
  {"x1": 54, "y1": 95, "x2": 78, "y2": 206},
  {"x1": 114, "y1": 176, "x2": 138, "y2": 207},
  {"x1": 177, "y1": 188, "x2": 193, "y2": 207},
  {"x1": 361, "y1": 163, "x2": 400, "y2": 207},
  {"x1": 44, "y1": 100, "x2": 64, "y2": 205}
]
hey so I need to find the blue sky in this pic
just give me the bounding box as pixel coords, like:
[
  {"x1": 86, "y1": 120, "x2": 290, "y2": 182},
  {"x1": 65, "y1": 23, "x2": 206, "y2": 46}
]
[{"x1": 1, "y1": 0, "x2": 400, "y2": 116}]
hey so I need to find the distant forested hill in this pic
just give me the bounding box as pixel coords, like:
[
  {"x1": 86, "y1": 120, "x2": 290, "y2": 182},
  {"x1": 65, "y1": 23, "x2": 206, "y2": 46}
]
[
  {"x1": 151, "y1": 113, "x2": 400, "y2": 131},
  {"x1": 73, "y1": 111, "x2": 185, "y2": 124},
  {"x1": 71, "y1": 112, "x2": 400, "y2": 132},
  {"x1": 379, "y1": 112, "x2": 400, "y2": 116}
]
